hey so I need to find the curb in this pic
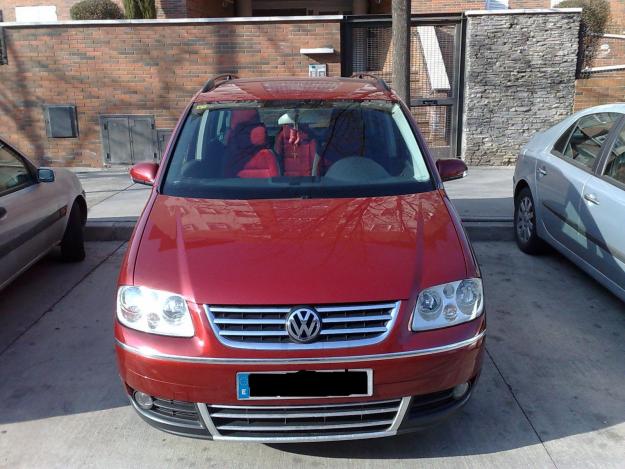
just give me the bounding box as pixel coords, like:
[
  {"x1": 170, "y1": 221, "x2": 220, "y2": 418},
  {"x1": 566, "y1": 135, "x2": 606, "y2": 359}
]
[
  {"x1": 85, "y1": 221, "x2": 135, "y2": 242},
  {"x1": 462, "y1": 222, "x2": 514, "y2": 242},
  {"x1": 85, "y1": 219, "x2": 514, "y2": 243}
]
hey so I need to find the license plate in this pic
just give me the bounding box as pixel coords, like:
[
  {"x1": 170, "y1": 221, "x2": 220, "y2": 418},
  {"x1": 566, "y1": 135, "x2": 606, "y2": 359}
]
[{"x1": 236, "y1": 369, "x2": 372, "y2": 400}]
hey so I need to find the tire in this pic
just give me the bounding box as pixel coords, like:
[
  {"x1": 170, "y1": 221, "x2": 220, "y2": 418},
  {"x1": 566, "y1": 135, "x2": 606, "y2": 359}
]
[
  {"x1": 60, "y1": 200, "x2": 86, "y2": 262},
  {"x1": 514, "y1": 187, "x2": 545, "y2": 255}
]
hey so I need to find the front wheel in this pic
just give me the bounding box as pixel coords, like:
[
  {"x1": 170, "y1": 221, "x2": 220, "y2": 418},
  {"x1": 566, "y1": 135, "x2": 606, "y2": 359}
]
[
  {"x1": 514, "y1": 187, "x2": 544, "y2": 255},
  {"x1": 60, "y1": 200, "x2": 86, "y2": 262}
]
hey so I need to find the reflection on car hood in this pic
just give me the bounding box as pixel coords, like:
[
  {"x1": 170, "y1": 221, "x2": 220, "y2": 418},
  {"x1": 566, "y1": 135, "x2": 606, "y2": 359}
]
[{"x1": 133, "y1": 192, "x2": 467, "y2": 305}]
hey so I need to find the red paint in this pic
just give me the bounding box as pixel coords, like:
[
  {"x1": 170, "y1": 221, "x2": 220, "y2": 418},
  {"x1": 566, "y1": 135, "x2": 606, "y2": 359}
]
[
  {"x1": 129, "y1": 162, "x2": 159, "y2": 186},
  {"x1": 115, "y1": 77, "x2": 484, "y2": 422},
  {"x1": 436, "y1": 158, "x2": 468, "y2": 182}
]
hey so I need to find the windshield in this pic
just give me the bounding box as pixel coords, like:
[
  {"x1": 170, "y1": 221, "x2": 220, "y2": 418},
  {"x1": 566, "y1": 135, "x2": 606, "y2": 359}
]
[{"x1": 161, "y1": 100, "x2": 433, "y2": 199}]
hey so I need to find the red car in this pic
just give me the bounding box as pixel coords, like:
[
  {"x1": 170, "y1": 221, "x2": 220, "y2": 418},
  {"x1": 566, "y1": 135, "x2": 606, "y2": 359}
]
[{"x1": 115, "y1": 75, "x2": 485, "y2": 442}]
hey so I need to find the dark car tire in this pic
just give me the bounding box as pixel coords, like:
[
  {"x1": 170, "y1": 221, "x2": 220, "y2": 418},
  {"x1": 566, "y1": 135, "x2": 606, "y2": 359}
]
[
  {"x1": 60, "y1": 200, "x2": 86, "y2": 262},
  {"x1": 514, "y1": 187, "x2": 545, "y2": 255}
]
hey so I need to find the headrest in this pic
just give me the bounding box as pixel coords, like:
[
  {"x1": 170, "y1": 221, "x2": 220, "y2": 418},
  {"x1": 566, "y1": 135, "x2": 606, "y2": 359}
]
[
  {"x1": 250, "y1": 126, "x2": 267, "y2": 146},
  {"x1": 230, "y1": 109, "x2": 259, "y2": 129}
]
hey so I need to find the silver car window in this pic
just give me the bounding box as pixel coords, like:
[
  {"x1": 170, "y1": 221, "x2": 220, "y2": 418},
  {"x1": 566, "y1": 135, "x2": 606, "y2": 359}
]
[
  {"x1": 603, "y1": 125, "x2": 625, "y2": 186},
  {"x1": 558, "y1": 113, "x2": 622, "y2": 170},
  {"x1": 0, "y1": 144, "x2": 34, "y2": 196}
]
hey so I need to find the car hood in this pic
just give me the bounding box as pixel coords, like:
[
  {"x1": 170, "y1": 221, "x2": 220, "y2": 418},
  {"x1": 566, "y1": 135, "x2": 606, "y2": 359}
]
[{"x1": 133, "y1": 191, "x2": 467, "y2": 305}]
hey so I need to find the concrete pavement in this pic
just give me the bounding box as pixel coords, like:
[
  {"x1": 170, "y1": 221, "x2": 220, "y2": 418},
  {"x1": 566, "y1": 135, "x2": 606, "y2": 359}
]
[
  {"x1": 1, "y1": 241, "x2": 624, "y2": 468},
  {"x1": 74, "y1": 166, "x2": 515, "y2": 241}
]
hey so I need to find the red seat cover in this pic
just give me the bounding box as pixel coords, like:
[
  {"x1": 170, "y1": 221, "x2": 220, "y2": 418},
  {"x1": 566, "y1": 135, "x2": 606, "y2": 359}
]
[
  {"x1": 236, "y1": 126, "x2": 280, "y2": 179},
  {"x1": 275, "y1": 125, "x2": 317, "y2": 176}
]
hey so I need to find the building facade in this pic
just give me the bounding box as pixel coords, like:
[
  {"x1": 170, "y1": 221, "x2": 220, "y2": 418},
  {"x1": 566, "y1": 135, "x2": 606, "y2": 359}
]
[{"x1": 2, "y1": 0, "x2": 623, "y2": 26}]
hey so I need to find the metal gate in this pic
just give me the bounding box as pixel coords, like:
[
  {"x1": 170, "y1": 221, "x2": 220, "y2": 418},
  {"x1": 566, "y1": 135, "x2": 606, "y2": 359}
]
[{"x1": 342, "y1": 14, "x2": 465, "y2": 159}]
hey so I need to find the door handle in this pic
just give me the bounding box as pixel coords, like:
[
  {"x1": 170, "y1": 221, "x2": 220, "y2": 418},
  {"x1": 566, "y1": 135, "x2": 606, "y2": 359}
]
[
  {"x1": 583, "y1": 193, "x2": 600, "y2": 205},
  {"x1": 537, "y1": 167, "x2": 547, "y2": 177},
  {"x1": 0, "y1": 207, "x2": 6, "y2": 220}
]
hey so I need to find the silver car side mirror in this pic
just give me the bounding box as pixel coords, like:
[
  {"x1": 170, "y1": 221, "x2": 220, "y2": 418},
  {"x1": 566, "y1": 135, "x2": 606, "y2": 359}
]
[{"x1": 37, "y1": 168, "x2": 55, "y2": 183}]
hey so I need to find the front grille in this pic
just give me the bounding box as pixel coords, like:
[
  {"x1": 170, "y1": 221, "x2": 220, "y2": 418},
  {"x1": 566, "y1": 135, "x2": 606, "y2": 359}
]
[
  {"x1": 205, "y1": 302, "x2": 400, "y2": 350},
  {"x1": 204, "y1": 399, "x2": 406, "y2": 440},
  {"x1": 131, "y1": 394, "x2": 204, "y2": 431},
  {"x1": 150, "y1": 398, "x2": 201, "y2": 424}
]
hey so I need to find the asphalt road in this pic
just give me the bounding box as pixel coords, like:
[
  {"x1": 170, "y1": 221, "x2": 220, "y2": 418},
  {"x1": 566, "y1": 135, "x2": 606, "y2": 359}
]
[{"x1": 0, "y1": 241, "x2": 624, "y2": 468}]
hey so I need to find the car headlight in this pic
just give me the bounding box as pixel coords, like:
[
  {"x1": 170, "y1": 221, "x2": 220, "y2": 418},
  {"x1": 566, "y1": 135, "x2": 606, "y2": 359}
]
[
  {"x1": 117, "y1": 286, "x2": 194, "y2": 337},
  {"x1": 411, "y1": 278, "x2": 483, "y2": 331}
]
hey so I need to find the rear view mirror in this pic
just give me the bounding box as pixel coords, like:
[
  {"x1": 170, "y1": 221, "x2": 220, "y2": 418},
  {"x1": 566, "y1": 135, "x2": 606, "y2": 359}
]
[
  {"x1": 436, "y1": 159, "x2": 468, "y2": 182},
  {"x1": 37, "y1": 168, "x2": 55, "y2": 183},
  {"x1": 130, "y1": 162, "x2": 159, "y2": 186}
]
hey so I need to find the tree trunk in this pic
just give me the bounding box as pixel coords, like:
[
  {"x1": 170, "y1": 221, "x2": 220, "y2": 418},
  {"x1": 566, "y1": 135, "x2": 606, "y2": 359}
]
[{"x1": 391, "y1": 0, "x2": 410, "y2": 104}]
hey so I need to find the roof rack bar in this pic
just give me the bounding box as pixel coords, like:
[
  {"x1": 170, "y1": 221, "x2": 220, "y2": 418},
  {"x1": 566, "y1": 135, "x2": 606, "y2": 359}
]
[
  {"x1": 200, "y1": 74, "x2": 239, "y2": 93},
  {"x1": 350, "y1": 73, "x2": 391, "y2": 92}
]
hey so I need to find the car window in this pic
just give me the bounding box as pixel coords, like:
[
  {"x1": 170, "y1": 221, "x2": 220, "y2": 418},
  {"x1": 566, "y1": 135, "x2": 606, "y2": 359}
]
[
  {"x1": 0, "y1": 144, "x2": 34, "y2": 195},
  {"x1": 603, "y1": 124, "x2": 625, "y2": 187},
  {"x1": 162, "y1": 100, "x2": 433, "y2": 200},
  {"x1": 552, "y1": 123, "x2": 575, "y2": 156},
  {"x1": 557, "y1": 113, "x2": 622, "y2": 170}
]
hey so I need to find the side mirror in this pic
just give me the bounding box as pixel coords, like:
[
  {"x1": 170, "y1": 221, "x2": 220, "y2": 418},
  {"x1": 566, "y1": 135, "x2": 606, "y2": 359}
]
[
  {"x1": 37, "y1": 168, "x2": 55, "y2": 183},
  {"x1": 436, "y1": 159, "x2": 468, "y2": 182},
  {"x1": 130, "y1": 162, "x2": 159, "y2": 186}
]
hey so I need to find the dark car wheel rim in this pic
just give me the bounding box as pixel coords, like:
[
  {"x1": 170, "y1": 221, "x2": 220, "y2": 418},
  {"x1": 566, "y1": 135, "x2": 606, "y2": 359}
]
[{"x1": 517, "y1": 196, "x2": 534, "y2": 244}]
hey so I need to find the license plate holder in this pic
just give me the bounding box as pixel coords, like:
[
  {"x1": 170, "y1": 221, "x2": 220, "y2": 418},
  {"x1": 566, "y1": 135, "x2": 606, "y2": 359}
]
[{"x1": 236, "y1": 369, "x2": 373, "y2": 400}]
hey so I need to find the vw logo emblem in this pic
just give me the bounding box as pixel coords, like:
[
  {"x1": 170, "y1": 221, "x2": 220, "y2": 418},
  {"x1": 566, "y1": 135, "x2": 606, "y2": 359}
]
[{"x1": 286, "y1": 307, "x2": 321, "y2": 343}]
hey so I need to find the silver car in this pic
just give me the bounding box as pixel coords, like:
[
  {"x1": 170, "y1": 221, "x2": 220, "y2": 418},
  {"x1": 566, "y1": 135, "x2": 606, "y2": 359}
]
[
  {"x1": 513, "y1": 103, "x2": 625, "y2": 302},
  {"x1": 0, "y1": 138, "x2": 87, "y2": 290}
]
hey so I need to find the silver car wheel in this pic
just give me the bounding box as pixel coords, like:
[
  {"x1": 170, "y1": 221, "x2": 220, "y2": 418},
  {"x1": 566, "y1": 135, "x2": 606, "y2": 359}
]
[{"x1": 516, "y1": 196, "x2": 534, "y2": 244}]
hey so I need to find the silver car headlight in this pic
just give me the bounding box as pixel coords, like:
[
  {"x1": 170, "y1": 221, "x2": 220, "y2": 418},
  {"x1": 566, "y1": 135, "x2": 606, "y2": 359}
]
[
  {"x1": 411, "y1": 278, "x2": 484, "y2": 331},
  {"x1": 117, "y1": 286, "x2": 194, "y2": 337}
]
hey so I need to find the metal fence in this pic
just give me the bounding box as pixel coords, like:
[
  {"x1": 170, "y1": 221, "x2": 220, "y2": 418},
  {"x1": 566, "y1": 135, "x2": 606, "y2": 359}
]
[{"x1": 343, "y1": 15, "x2": 464, "y2": 159}]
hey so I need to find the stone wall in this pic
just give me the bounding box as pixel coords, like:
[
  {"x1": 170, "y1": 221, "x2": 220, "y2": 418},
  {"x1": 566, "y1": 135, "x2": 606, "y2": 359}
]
[{"x1": 462, "y1": 10, "x2": 581, "y2": 165}]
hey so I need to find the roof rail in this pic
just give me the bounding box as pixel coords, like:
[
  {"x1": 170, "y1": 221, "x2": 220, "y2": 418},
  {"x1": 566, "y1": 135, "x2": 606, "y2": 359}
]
[
  {"x1": 350, "y1": 73, "x2": 391, "y2": 92},
  {"x1": 200, "y1": 74, "x2": 239, "y2": 93}
]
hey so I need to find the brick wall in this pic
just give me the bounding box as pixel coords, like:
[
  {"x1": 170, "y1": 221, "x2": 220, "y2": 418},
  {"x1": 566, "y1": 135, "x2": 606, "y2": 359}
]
[
  {"x1": 575, "y1": 71, "x2": 625, "y2": 110},
  {"x1": 185, "y1": 0, "x2": 234, "y2": 18},
  {"x1": 574, "y1": 31, "x2": 625, "y2": 111},
  {"x1": 0, "y1": 19, "x2": 341, "y2": 167},
  {"x1": 462, "y1": 10, "x2": 580, "y2": 165},
  {"x1": 157, "y1": 0, "x2": 235, "y2": 19}
]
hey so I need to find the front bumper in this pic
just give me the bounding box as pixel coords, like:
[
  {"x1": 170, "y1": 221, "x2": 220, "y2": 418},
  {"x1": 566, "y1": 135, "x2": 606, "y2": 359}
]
[
  {"x1": 127, "y1": 381, "x2": 476, "y2": 442},
  {"x1": 116, "y1": 330, "x2": 484, "y2": 442}
]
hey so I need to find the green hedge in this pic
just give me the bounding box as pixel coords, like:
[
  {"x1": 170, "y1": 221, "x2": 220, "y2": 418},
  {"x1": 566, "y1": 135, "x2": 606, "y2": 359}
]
[
  {"x1": 70, "y1": 0, "x2": 124, "y2": 20},
  {"x1": 123, "y1": 0, "x2": 156, "y2": 19},
  {"x1": 558, "y1": 0, "x2": 610, "y2": 71}
]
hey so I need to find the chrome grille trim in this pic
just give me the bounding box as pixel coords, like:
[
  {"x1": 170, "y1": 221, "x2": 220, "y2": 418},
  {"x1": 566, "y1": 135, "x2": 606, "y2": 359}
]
[
  {"x1": 197, "y1": 398, "x2": 411, "y2": 442},
  {"x1": 115, "y1": 330, "x2": 486, "y2": 365},
  {"x1": 204, "y1": 301, "x2": 401, "y2": 350}
]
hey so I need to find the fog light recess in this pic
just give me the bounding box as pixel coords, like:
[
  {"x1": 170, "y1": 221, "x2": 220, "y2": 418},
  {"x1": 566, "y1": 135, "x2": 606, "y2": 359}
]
[
  {"x1": 452, "y1": 382, "x2": 469, "y2": 400},
  {"x1": 134, "y1": 391, "x2": 154, "y2": 410}
]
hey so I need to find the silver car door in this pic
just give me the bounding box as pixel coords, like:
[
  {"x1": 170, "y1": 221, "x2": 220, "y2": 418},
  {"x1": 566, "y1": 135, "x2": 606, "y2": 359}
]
[
  {"x1": 578, "y1": 120, "x2": 625, "y2": 299},
  {"x1": 536, "y1": 112, "x2": 621, "y2": 258},
  {"x1": 0, "y1": 144, "x2": 63, "y2": 288}
]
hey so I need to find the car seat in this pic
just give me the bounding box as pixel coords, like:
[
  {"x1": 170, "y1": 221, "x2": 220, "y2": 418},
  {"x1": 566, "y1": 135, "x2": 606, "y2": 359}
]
[
  {"x1": 317, "y1": 108, "x2": 365, "y2": 175},
  {"x1": 226, "y1": 124, "x2": 280, "y2": 179},
  {"x1": 274, "y1": 125, "x2": 317, "y2": 177}
]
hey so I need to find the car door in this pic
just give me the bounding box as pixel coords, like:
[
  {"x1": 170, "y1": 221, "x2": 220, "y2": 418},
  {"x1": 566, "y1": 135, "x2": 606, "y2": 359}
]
[
  {"x1": 536, "y1": 112, "x2": 622, "y2": 257},
  {"x1": 0, "y1": 143, "x2": 63, "y2": 288},
  {"x1": 577, "y1": 118, "x2": 625, "y2": 298}
]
